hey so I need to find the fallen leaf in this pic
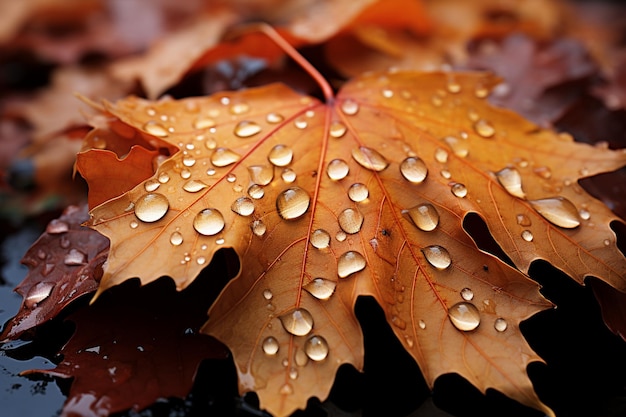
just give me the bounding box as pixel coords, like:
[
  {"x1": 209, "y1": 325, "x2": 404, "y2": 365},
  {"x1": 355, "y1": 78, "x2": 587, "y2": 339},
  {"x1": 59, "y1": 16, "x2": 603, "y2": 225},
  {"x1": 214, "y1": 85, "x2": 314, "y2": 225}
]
[{"x1": 81, "y1": 70, "x2": 626, "y2": 416}]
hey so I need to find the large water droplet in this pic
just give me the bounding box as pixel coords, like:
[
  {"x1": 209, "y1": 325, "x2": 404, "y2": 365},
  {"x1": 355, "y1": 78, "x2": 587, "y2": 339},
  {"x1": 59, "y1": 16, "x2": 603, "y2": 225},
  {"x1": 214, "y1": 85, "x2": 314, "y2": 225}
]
[
  {"x1": 46, "y1": 219, "x2": 69, "y2": 234},
  {"x1": 248, "y1": 165, "x2": 274, "y2": 185},
  {"x1": 231, "y1": 197, "x2": 255, "y2": 216},
  {"x1": 25, "y1": 282, "x2": 55, "y2": 308},
  {"x1": 276, "y1": 187, "x2": 310, "y2": 220},
  {"x1": 279, "y1": 308, "x2": 314, "y2": 336},
  {"x1": 422, "y1": 245, "x2": 452, "y2": 270},
  {"x1": 529, "y1": 197, "x2": 580, "y2": 228},
  {"x1": 448, "y1": 302, "x2": 481, "y2": 331},
  {"x1": 495, "y1": 167, "x2": 526, "y2": 199},
  {"x1": 329, "y1": 121, "x2": 347, "y2": 138},
  {"x1": 405, "y1": 204, "x2": 439, "y2": 232},
  {"x1": 494, "y1": 317, "x2": 508, "y2": 332},
  {"x1": 211, "y1": 147, "x2": 241, "y2": 167},
  {"x1": 64, "y1": 249, "x2": 86, "y2": 265},
  {"x1": 311, "y1": 229, "x2": 331, "y2": 249},
  {"x1": 170, "y1": 231, "x2": 183, "y2": 246},
  {"x1": 268, "y1": 144, "x2": 293, "y2": 167},
  {"x1": 337, "y1": 251, "x2": 366, "y2": 278},
  {"x1": 135, "y1": 193, "x2": 169, "y2": 223},
  {"x1": 305, "y1": 335, "x2": 329, "y2": 361},
  {"x1": 304, "y1": 278, "x2": 336, "y2": 300},
  {"x1": 326, "y1": 159, "x2": 350, "y2": 180},
  {"x1": 473, "y1": 119, "x2": 495, "y2": 138},
  {"x1": 262, "y1": 336, "x2": 279, "y2": 355},
  {"x1": 348, "y1": 183, "x2": 369, "y2": 202},
  {"x1": 234, "y1": 120, "x2": 261, "y2": 138},
  {"x1": 352, "y1": 147, "x2": 389, "y2": 172},
  {"x1": 338, "y1": 208, "x2": 364, "y2": 234},
  {"x1": 182, "y1": 179, "x2": 208, "y2": 193},
  {"x1": 143, "y1": 121, "x2": 168, "y2": 137},
  {"x1": 400, "y1": 157, "x2": 428, "y2": 183},
  {"x1": 193, "y1": 208, "x2": 225, "y2": 235},
  {"x1": 451, "y1": 183, "x2": 467, "y2": 198},
  {"x1": 251, "y1": 220, "x2": 266, "y2": 236},
  {"x1": 341, "y1": 99, "x2": 359, "y2": 115}
]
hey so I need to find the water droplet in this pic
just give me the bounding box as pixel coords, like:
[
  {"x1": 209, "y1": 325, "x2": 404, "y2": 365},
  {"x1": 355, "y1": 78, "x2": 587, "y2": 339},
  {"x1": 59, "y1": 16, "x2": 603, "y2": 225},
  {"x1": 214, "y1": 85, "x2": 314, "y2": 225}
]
[
  {"x1": 422, "y1": 245, "x2": 452, "y2": 270},
  {"x1": 337, "y1": 251, "x2": 366, "y2": 278},
  {"x1": 135, "y1": 193, "x2": 169, "y2": 223},
  {"x1": 205, "y1": 138, "x2": 217, "y2": 150},
  {"x1": 180, "y1": 169, "x2": 192, "y2": 179},
  {"x1": 193, "y1": 117, "x2": 216, "y2": 130},
  {"x1": 336, "y1": 231, "x2": 347, "y2": 242},
  {"x1": 440, "y1": 169, "x2": 451, "y2": 179},
  {"x1": 230, "y1": 102, "x2": 250, "y2": 115},
  {"x1": 234, "y1": 120, "x2": 262, "y2": 138},
  {"x1": 170, "y1": 232, "x2": 183, "y2": 246},
  {"x1": 382, "y1": 88, "x2": 394, "y2": 98},
  {"x1": 529, "y1": 197, "x2": 580, "y2": 228},
  {"x1": 441, "y1": 136, "x2": 469, "y2": 158},
  {"x1": 495, "y1": 167, "x2": 526, "y2": 199},
  {"x1": 262, "y1": 289, "x2": 273, "y2": 300},
  {"x1": 182, "y1": 154, "x2": 196, "y2": 167},
  {"x1": 143, "y1": 121, "x2": 168, "y2": 137},
  {"x1": 227, "y1": 173, "x2": 237, "y2": 183},
  {"x1": 304, "y1": 278, "x2": 336, "y2": 300},
  {"x1": 451, "y1": 183, "x2": 467, "y2": 198},
  {"x1": 196, "y1": 256, "x2": 206, "y2": 265},
  {"x1": 231, "y1": 197, "x2": 255, "y2": 216},
  {"x1": 352, "y1": 147, "x2": 389, "y2": 172},
  {"x1": 311, "y1": 229, "x2": 331, "y2": 249},
  {"x1": 338, "y1": 208, "x2": 364, "y2": 234},
  {"x1": 251, "y1": 220, "x2": 266, "y2": 236},
  {"x1": 474, "y1": 84, "x2": 489, "y2": 98},
  {"x1": 248, "y1": 184, "x2": 265, "y2": 199},
  {"x1": 329, "y1": 121, "x2": 347, "y2": 138},
  {"x1": 473, "y1": 119, "x2": 495, "y2": 138},
  {"x1": 276, "y1": 187, "x2": 310, "y2": 220},
  {"x1": 266, "y1": 112, "x2": 284, "y2": 123},
  {"x1": 494, "y1": 318, "x2": 508, "y2": 332},
  {"x1": 46, "y1": 219, "x2": 69, "y2": 234},
  {"x1": 579, "y1": 208, "x2": 590, "y2": 220},
  {"x1": 193, "y1": 208, "x2": 225, "y2": 235},
  {"x1": 295, "y1": 348, "x2": 308, "y2": 366},
  {"x1": 64, "y1": 248, "x2": 86, "y2": 265},
  {"x1": 326, "y1": 159, "x2": 350, "y2": 180},
  {"x1": 431, "y1": 94, "x2": 443, "y2": 107},
  {"x1": 289, "y1": 367, "x2": 298, "y2": 380},
  {"x1": 248, "y1": 165, "x2": 274, "y2": 185},
  {"x1": 305, "y1": 335, "x2": 329, "y2": 361},
  {"x1": 405, "y1": 203, "x2": 439, "y2": 232},
  {"x1": 211, "y1": 147, "x2": 241, "y2": 167},
  {"x1": 280, "y1": 383, "x2": 293, "y2": 395},
  {"x1": 182, "y1": 179, "x2": 208, "y2": 193},
  {"x1": 279, "y1": 308, "x2": 314, "y2": 336},
  {"x1": 130, "y1": 220, "x2": 139, "y2": 229},
  {"x1": 448, "y1": 302, "x2": 481, "y2": 331},
  {"x1": 348, "y1": 183, "x2": 369, "y2": 202},
  {"x1": 521, "y1": 230, "x2": 533, "y2": 241},
  {"x1": 341, "y1": 99, "x2": 359, "y2": 115},
  {"x1": 533, "y1": 166, "x2": 552, "y2": 179},
  {"x1": 418, "y1": 319, "x2": 426, "y2": 329},
  {"x1": 435, "y1": 148, "x2": 449, "y2": 163},
  {"x1": 460, "y1": 287, "x2": 474, "y2": 301},
  {"x1": 158, "y1": 172, "x2": 170, "y2": 183},
  {"x1": 447, "y1": 79, "x2": 461, "y2": 93},
  {"x1": 516, "y1": 214, "x2": 532, "y2": 227},
  {"x1": 400, "y1": 157, "x2": 428, "y2": 183},
  {"x1": 25, "y1": 282, "x2": 55, "y2": 308},
  {"x1": 268, "y1": 144, "x2": 293, "y2": 167},
  {"x1": 281, "y1": 168, "x2": 296, "y2": 183}
]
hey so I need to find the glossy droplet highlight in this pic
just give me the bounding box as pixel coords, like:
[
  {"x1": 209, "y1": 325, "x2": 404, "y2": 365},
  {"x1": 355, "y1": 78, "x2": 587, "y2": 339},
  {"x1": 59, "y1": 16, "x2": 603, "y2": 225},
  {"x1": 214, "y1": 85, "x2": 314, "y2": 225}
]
[
  {"x1": 348, "y1": 183, "x2": 369, "y2": 202},
  {"x1": 400, "y1": 157, "x2": 428, "y2": 183},
  {"x1": 473, "y1": 119, "x2": 495, "y2": 138},
  {"x1": 341, "y1": 99, "x2": 359, "y2": 115},
  {"x1": 279, "y1": 308, "x2": 314, "y2": 336},
  {"x1": 158, "y1": 172, "x2": 170, "y2": 183},
  {"x1": 521, "y1": 230, "x2": 533, "y2": 241},
  {"x1": 441, "y1": 136, "x2": 469, "y2": 158},
  {"x1": 352, "y1": 147, "x2": 389, "y2": 172},
  {"x1": 266, "y1": 112, "x2": 284, "y2": 123},
  {"x1": 448, "y1": 302, "x2": 481, "y2": 331},
  {"x1": 268, "y1": 144, "x2": 293, "y2": 167},
  {"x1": 144, "y1": 121, "x2": 168, "y2": 137},
  {"x1": 251, "y1": 220, "x2": 266, "y2": 236},
  {"x1": 276, "y1": 187, "x2": 310, "y2": 220},
  {"x1": 170, "y1": 231, "x2": 183, "y2": 246},
  {"x1": 422, "y1": 245, "x2": 452, "y2": 270},
  {"x1": 262, "y1": 336, "x2": 279, "y2": 355},
  {"x1": 230, "y1": 102, "x2": 250, "y2": 115},
  {"x1": 182, "y1": 179, "x2": 208, "y2": 193},
  {"x1": 435, "y1": 148, "x2": 449, "y2": 163},
  {"x1": 405, "y1": 204, "x2": 439, "y2": 232},
  {"x1": 326, "y1": 159, "x2": 350, "y2": 180},
  {"x1": 211, "y1": 147, "x2": 240, "y2": 167},
  {"x1": 248, "y1": 165, "x2": 274, "y2": 185},
  {"x1": 305, "y1": 335, "x2": 329, "y2": 361},
  {"x1": 135, "y1": 193, "x2": 169, "y2": 223},
  {"x1": 193, "y1": 117, "x2": 216, "y2": 130},
  {"x1": 281, "y1": 168, "x2": 296, "y2": 183},
  {"x1": 494, "y1": 317, "x2": 508, "y2": 332},
  {"x1": 46, "y1": 219, "x2": 69, "y2": 234},
  {"x1": 530, "y1": 197, "x2": 580, "y2": 228},
  {"x1": 460, "y1": 287, "x2": 474, "y2": 301},
  {"x1": 304, "y1": 278, "x2": 336, "y2": 300},
  {"x1": 495, "y1": 167, "x2": 525, "y2": 199},
  {"x1": 25, "y1": 282, "x2": 55, "y2": 308},
  {"x1": 516, "y1": 214, "x2": 532, "y2": 227},
  {"x1": 64, "y1": 249, "x2": 86, "y2": 265},
  {"x1": 311, "y1": 229, "x2": 331, "y2": 249},
  {"x1": 338, "y1": 208, "x2": 364, "y2": 234},
  {"x1": 234, "y1": 120, "x2": 261, "y2": 138},
  {"x1": 451, "y1": 183, "x2": 467, "y2": 198},
  {"x1": 329, "y1": 121, "x2": 347, "y2": 138},
  {"x1": 337, "y1": 251, "x2": 366, "y2": 278},
  {"x1": 248, "y1": 184, "x2": 265, "y2": 199},
  {"x1": 231, "y1": 197, "x2": 255, "y2": 216},
  {"x1": 193, "y1": 208, "x2": 225, "y2": 235}
]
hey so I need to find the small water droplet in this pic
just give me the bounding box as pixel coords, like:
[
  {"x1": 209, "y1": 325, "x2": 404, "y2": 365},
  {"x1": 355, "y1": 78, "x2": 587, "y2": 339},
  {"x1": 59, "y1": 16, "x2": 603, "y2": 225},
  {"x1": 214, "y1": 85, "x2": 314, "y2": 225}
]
[
  {"x1": 337, "y1": 251, "x2": 366, "y2": 278},
  {"x1": 263, "y1": 289, "x2": 273, "y2": 300},
  {"x1": 494, "y1": 317, "x2": 508, "y2": 332},
  {"x1": 280, "y1": 383, "x2": 293, "y2": 395},
  {"x1": 440, "y1": 169, "x2": 451, "y2": 179},
  {"x1": 231, "y1": 197, "x2": 255, "y2": 216},
  {"x1": 341, "y1": 99, "x2": 359, "y2": 115},
  {"x1": 46, "y1": 219, "x2": 69, "y2": 234},
  {"x1": 311, "y1": 229, "x2": 331, "y2": 249},
  {"x1": 304, "y1": 278, "x2": 336, "y2": 300},
  {"x1": 400, "y1": 157, "x2": 428, "y2": 183},
  {"x1": 533, "y1": 166, "x2": 552, "y2": 179},
  {"x1": 25, "y1": 282, "x2": 55, "y2": 308},
  {"x1": 276, "y1": 187, "x2": 310, "y2": 220},
  {"x1": 158, "y1": 172, "x2": 170, "y2": 183},
  {"x1": 305, "y1": 335, "x2": 329, "y2": 361},
  {"x1": 268, "y1": 144, "x2": 293, "y2": 167},
  {"x1": 230, "y1": 102, "x2": 250, "y2": 115},
  {"x1": 521, "y1": 230, "x2": 533, "y2": 241},
  {"x1": 182, "y1": 179, "x2": 208, "y2": 193},
  {"x1": 516, "y1": 214, "x2": 532, "y2": 227},
  {"x1": 348, "y1": 183, "x2": 369, "y2": 202},
  {"x1": 405, "y1": 203, "x2": 439, "y2": 232},
  {"x1": 248, "y1": 184, "x2": 265, "y2": 199},
  {"x1": 352, "y1": 147, "x2": 389, "y2": 172},
  {"x1": 336, "y1": 231, "x2": 347, "y2": 242},
  {"x1": 418, "y1": 319, "x2": 426, "y2": 329},
  {"x1": 451, "y1": 183, "x2": 467, "y2": 198},
  {"x1": 474, "y1": 84, "x2": 489, "y2": 98},
  {"x1": 294, "y1": 117, "x2": 308, "y2": 129},
  {"x1": 193, "y1": 208, "x2": 225, "y2": 235},
  {"x1": 180, "y1": 169, "x2": 192, "y2": 179},
  {"x1": 196, "y1": 256, "x2": 206, "y2": 265},
  {"x1": 338, "y1": 208, "x2": 364, "y2": 234},
  {"x1": 205, "y1": 138, "x2": 217, "y2": 150},
  {"x1": 266, "y1": 112, "x2": 284, "y2": 123},
  {"x1": 289, "y1": 367, "x2": 298, "y2": 380},
  {"x1": 64, "y1": 248, "x2": 86, "y2": 265},
  {"x1": 382, "y1": 88, "x2": 394, "y2": 98},
  {"x1": 431, "y1": 94, "x2": 443, "y2": 107},
  {"x1": 251, "y1": 220, "x2": 266, "y2": 236},
  {"x1": 495, "y1": 167, "x2": 526, "y2": 199},
  {"x1": 473, "y1": 119, "x2": 495, "y2": 138},
  {"x1": 435, "y1": 148, "x2": 449, "y2": 163},
  {"x1": 143, "y1": 121, "x2": 168, "y2": 137},
  {"x1": 234, "y1": 120, "x2": 262, "y2": 138},
  {"x1": 446, "y1": 79, "x2": 461, "y2": 93},
  {"x1": 227, "y1": 173, "x2": 237, "y2": 183},
  {"x1": 130, "y1": 220, "x2": 139, "y2": 229},
  {"x1": 326, "y1": 159, "x2": 350, "y2": 180},
  {"x1": 211, "y1": 147, "x2": 241, "y2": 167},
  {"x1": 135, "y1": 193, "x2": 169, "y2": 223},
  {"x1": 448, "y1": 302, "x2": 481, "y2": 331},
  {"x1": 261, "y1": 336, "x2": 279, "y2": 355},
  {"x1": 279, "y1": 308, "x2": 314, "y2": 336},
  {"x1": 579, "y1": 209, "x2": 590, "y2": 220},
  {"x1": 329, "y1": 121, "x2": 347, "y2": 138},
  {"x1": 281, "y1": 168, "x2": 296, "y2": 183},
  {"x1": 422, "y1": 245, "x2": 452, "y2": 270},
  {"x1": 248, "y1": 165, "x2": 274, "y2": 185},
  {"x1": 170, "y1": 231, "x2": 183, "y2": 246},
  {"x1": 604, "y1": 239, "x2": 611, "y2": 246},
  {"x1": 182, "y1": 154, "x2": 196, "y2": 167},
  {"x1": 529, "y1": 197, "x2": 580, "y2": 228},
  {"x1": 193, "y1": 116, "x2": 216, "y2": 130},
  {"x1": 441, "y1": 136, "x2": 469, "y2": 158}
]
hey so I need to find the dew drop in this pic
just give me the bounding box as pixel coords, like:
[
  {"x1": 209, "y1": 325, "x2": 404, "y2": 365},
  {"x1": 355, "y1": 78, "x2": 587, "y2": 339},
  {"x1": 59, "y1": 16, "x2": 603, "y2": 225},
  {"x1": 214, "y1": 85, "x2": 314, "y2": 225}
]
[
  {"x1": 263, "y1": 289, "x2": 273, "y2": 300},
  {"x1": 205, "y1": 138, "x2": 217, "y2": 150},
  {"x1": 405, "y1": 203, "x2": 439, "y2": 232},
  {"x1": 289, "y1": 368, "x2": 298, "y2": 380},
  {"x1": 529, "y1": 197, "x2": 580, "y2": 228},
  {"x1": 460, "y1": 287, "x2": 474, "y2": 301},
  {"x1": 516, "y1": 214, "x2": 531, "y2": 227},
  {"x1": 418, "y1": 319, "x2": 426, "y2": 329},
  {"x1": 266, "y1": 112, "x2": 284, "y2": 123},
  {"x1": 279, "y1": 308, "x2": 314, "y2": 336},
  {"x1": 494, "y1": 317, "x2": 508, "y2": 332},
  {"x1": 348, "y1": 183, "x2": 369, "y2": 202},
  {"x1": 180, "y1": 169, "x2": 192, "y2": 179},
  {"x1": 521, "y1": 230, "x2": 533, "y2": 241},
  {"x1": 25, "y1": 282, "x2": 55, "y2": 308},
  {"x1": 329, "y1": 121, "x2": 347, "y2": 138},
  {"x1": 276, "y1": 187, "x2": 310, "y2": 220},
  {"x1": 143, "y1": 121, "x2": 168, "y2": 137},
  {"x1": 435, "y1": 148, "x2": 449, "y2": 163},
  {"x1": 196, "y1": 256, "x2": 206, "y2": 265},
  {"x1": 311, "y1": 229, "x2": 331, "y2": 249},
  {"x1": 304, "y1": 278, "x2": 336, "y2": 300},
  {"x1": 182, "y1": 179, "x2": 208, "y2": 193},
  {"x1": 473, "y1": 119, "x2": 495, "y2": 138},
  {"x1": 170, "y1": 231, "x2": 183, "y2": 246},
  {"x1": 251, "y1": 220, "x2": 266, "y2": 236},
  {"x1": 440, "y1": 169, "x2": 451, "y2": 179},
  {"x1": 268, "y1": 144, "x2": 293, "y2": 167},
  {"x1": 230, "y1": 102, "x2": 250, "y2": 115},
  {"x1": 340, "y1": 99, "x2": 359, "y2": 115},
  {"x1": 474, "y1": 84, "x2": 489, "y2": 98},
  {"x1": 227, "y1": 173, "x2": 237, "y2": 183},
  {"x1": 64, "y1": 249, "x2": 86, "y2": 265},
  {"x1": 193, "y1": 117, "x2": 216, "y2": 130},
  {"x1": 280, "y1": 383, "x2": 293, "y2": 395},
  {"x1": 446, "y1": 79, "x2": 461, "y2": 93},
  {"x1": 533, "y1": 166, "x2": 552, "y2": 179},
  {"x1": 431, "y1": 94, "x2": 443, "y2": 107},
  {"x1": 451, "y1": 183, "x2": 468, "y2": 198},
  {"x1": 337, "y1": 251, "x2": 366, "y2": 278},
  {"x1": 248, "y1": 165, "x2": 274, "y2": 185},
  {"x1": 158, "y1": 172, "x2": 170, "y2": 183},
  {"x1": 305, "y1": 335, "x2": 329, "y2": 361},
  {"x1": 326, "y1": 159, "x2": 350, "y2": 180},
  {"x1": 294, "y1": 349, "x2": 308, "y2": 367},
  {"x1": 579, "y1": 208, "x2": 590, "y2": 220},
  {"x1": 338, "y1": 208, "x2": 364, "y2": 234},
  {"x1": 382, "y1": 88, "x2": 394, "y2": 98},
  {"x1": 231, "y1": 197, "x2": 255, "y2": 216},
  {"x1": 495, "y1": 167, "x2": 526, "y2": 199},
  {"x1": 234, "y1": 120, "x2": 262, "y2": 138},
  {"x1": 422, "y1": 245, "x2": 452, "y2": 270},
  {"x1": 193, "y1": 208, "x2": 225, "y2": 235},
  {"x1": 248, "y1": 184, "x2": 265, "y2": 199},
  {"x1": 352, "y1": 146, "x2": 389, "y2": 171},
  {"x1": 130, "y1": 220, "x2": 139, "y2": 229},
  {"x1": 441, "y1": 136, "x2": 469, "y2": 158},
  {"x1": 135, "y1": 193, "x2": 169, "y2": 223},
  {"x1": 182, "y1": 154, "x2": 196, "y2": 167},
  {"x1": 281, "y1": 168, "x2": 296, "y2": 183},
  {"x1": 211, "y1": 147, "x2": 241, "y2": 167},
  {"x1": 400, "y1": 157, "x2": 428, "y2": 183},
  {"x1": 336, "y1": 231, "x2": 347, "y2": 242},
  {"x1": 46, "y1": 219, "x2": 69, "y2": 234},
  {"x1": 448, "y1": 302, "x2": 481, "y2": 331}
]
